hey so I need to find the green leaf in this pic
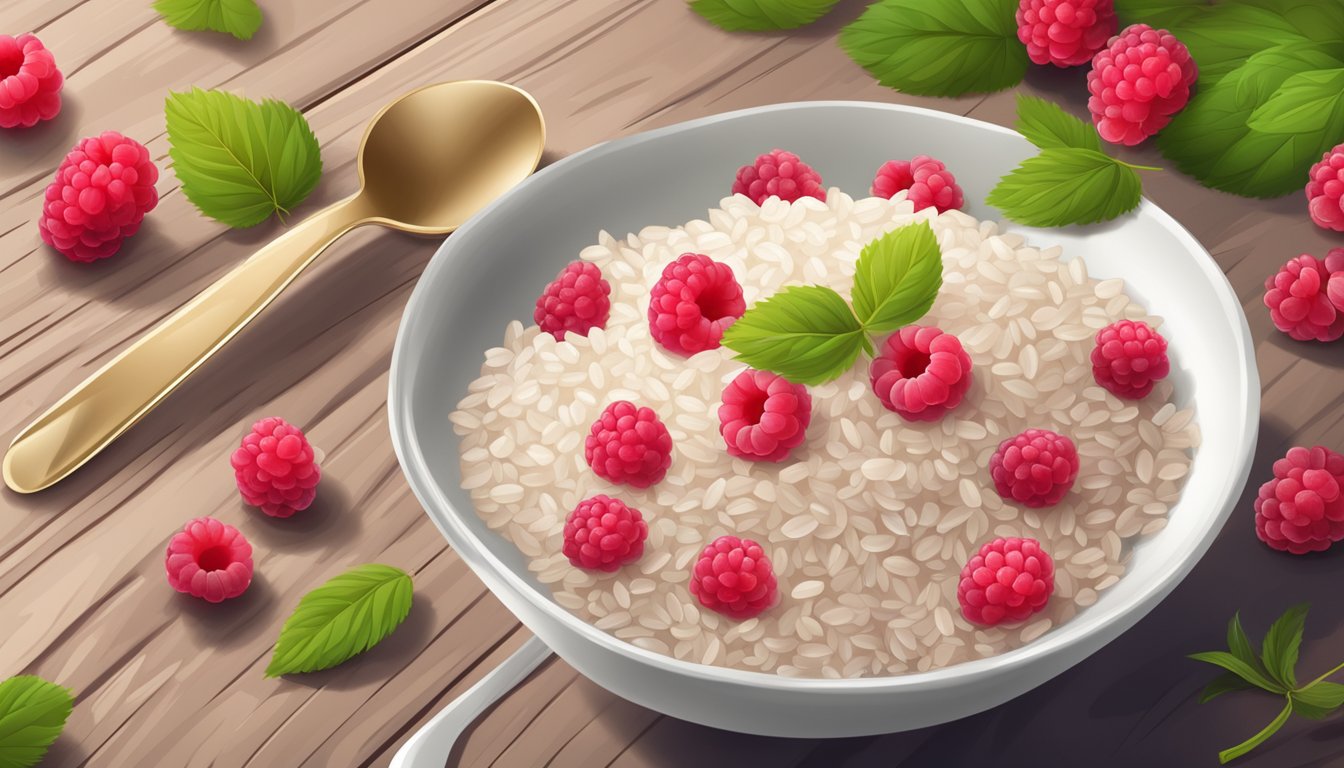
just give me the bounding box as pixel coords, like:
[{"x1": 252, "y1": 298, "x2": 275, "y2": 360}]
[
  {"x1": 1189, "y1": 651, "x2": 1286, "y2": 694},
  {"x1": 165, "y1": 88, "x2": 324, "y2": 228},
  {"x1": 0, "y1": 676, "x2": 73, "y2": 768},
  {"x1": 721, "y1": 285, "x2": 867, "y2": 385},
  {"x1": 840, "y1": 0, "x2": 1028, "y2": 97},
  {"x1": 986, "y1": 148, "x2": 1143, "y2": 228},
  {"x1": 1015, "y1": 95, "x2": 1101, "y2": 152},
  {"x1": 688, "y1": 0, "x2": 840, "y2": 31},
  {"x1": 1247, "y1": 68, "x2": 1344, "y2": 134},
  {"x1": 1291, "y1": 683, "x2": 1344, "y2": 719},
  {"x1": 1200, "y1": 672, "x2": 1255, "y2": 704},
  {"x1": 266, "y1": 564, "x2": 413, "y2": 677},
  {"x1": 1260, "y1": 603, "x2": 1310, "y2": 689},
  {"x1": 850, "y1": 222, "x2": 942, "y2": 334},
  {"x1": 1158, "y1": 43, "x2": 1344, "y2": 198},
  {"x1": 1219, "y1": 698, "x2": 1292, "y2": 765},
  {"x1": 153, "y1": 0, "x2": 262, "y2": 40}
]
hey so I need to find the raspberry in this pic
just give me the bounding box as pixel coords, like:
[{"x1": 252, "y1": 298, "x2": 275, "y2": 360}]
[
  {"x1": 1327, "y1": 249, "x2": 1344, "y2": 315},
  {"x1": 732, "y1": 149, "x2": 826, "y2": 206},
  {"x1": 165, "y1": 516, "x2": 254, "y2": 603},
  {"x1": 1263, "y1": 254, "x2": 1344, "y2": 342},
  {"x1": 869, "y1": 326, "x2": 973, "y2": 422},
  {"x1": 585, "y1": 401, "x2": 673, "y2": 488},
  {"x1": 648, "y1": 252, "x2": 746, "y2": 356},
  {"x1": 1255, "y1": 446, "x2": 1344, "y2": 555},
  {"x1": 718, "y1": 369, "x2": 812, "y2": 463},
  {"x1": 990, "y1": 428, "x2": 1080, "y2": 508},
  {"x1": 871, "y1": 156, "x2": 964, "y2": 213},
  {"x1": 230, "y1": 417, "x2": 322, "y2": 518},
  {"x1": 688, "y1": 535, "x2": 778, "y2": 619},
  {"x1": 1086, "y1": 24, "x2": 1198, "y2": 146},
  {"x1": 1016, "y1": 0, "x2": 1117, "y2": 68},
  {"x1": 957, "y1": 537, "x2": 1055, "y2": 626},
  {"x1": 534, "y1": 260, "x2": 611, "y2": 340},
  {"x1": 1306, "y1": 143, "x2": 1344, "y2": 232},
  {"x1": 38, "y1": 131, "x2": 159, "y2": 263},
  {"x1": 0, "y1": 34, "x2": 62, "y2": 129},
  {"x1": 1091, "y1": 319, "x2": 1169, "y2": 399},
  {"x1": 562, "y1": 495, "x2": 648, "y2": 571}
]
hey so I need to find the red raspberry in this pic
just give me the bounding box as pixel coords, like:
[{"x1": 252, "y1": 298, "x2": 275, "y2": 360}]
[
  {"x1": 1091, "y1": 319, "x2": 1169, "y2": 399},
  {"x1": 562, "y1": 495, "x2": 648, "y2": 572},
  {"x1": 689, "y1": 535, "x2": 778, "y2": 620},
  {"x1": 871, "y1": 156, "x2": 964, "y2": 213},
  {"x1": 584, "y1": 401, "x2": 673, "y2": 488},
  {"x1": 1263, "y1": 254, "x2": 1344, "y2": 342},
  {"x1": 230, "y1": 417, "x2": 322, "y2": 518},
  {"x1": 1016, "y1": 0, "x2": 1117, "y2": 68},
  {"x1": 165, "y1": 516, "x2": 254, "y2": 603},
  {"x1": 0, "y1": 33, "x2": 62, "y2": 129},
  {"x1": 39, "y1": 131, "x2": 159, "y2": 263},
  {"x1": 718, "y1": 368, "x2": 812, "y2": 463},
  {"x1": 990, "y1": 428, "x2": 1080, "y2": 508},
  {"x1": 648, "y1": 252, "x2": 746, "y2": 356},
  {"x1": 957, "y1": 537, "x2": 1055, "y2": 626},
  {"x1": 1255, "y1": 446, "x2": 1344, "y2": 555},
  {"x1": 732, "y1": 149, "x2": 826, "y2": 206},
  {"x1": 1086, "y1": 24, "x2": 1198, "y2": 146},
  {"x1": 1326, "y1": 249, "x2": 1344, "y2": 315},
  {"x1": 869, "y1": 326, "x2": 973, "y2": 422},
  {"x1": 1306, "y1": 143, "x2": 1344, "y2": 232},
  {"x1": 534, "y1": 260, "x2": 611, "y2": 340}
]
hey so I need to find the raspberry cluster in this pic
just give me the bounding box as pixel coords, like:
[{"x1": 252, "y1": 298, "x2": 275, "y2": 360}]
[
  {"x1": 230, "y1": 416, "x2": 322, "y2": 518},
  {"x1": 688, "y1": 535, "x2": 778, "y2": 619},
  {"x1": 871, "y1": 156, "x2": 964, "y2": 214},
  {"x1": 718, "y1": 368, "x2": 812, "y2": 463},
  {"x1": 957, "y1": 537, "x2": 1055, "y2": 626},
  {"x1": 39, "y1": 132, "x2": 159, "y2": 263},
  {"x1": 1016, "y1": 0, "x2": 1117, "y2": 68},
  {"x1": 1307, "y1": 143, "x2": 1344, "y2": 233},
  {"x1": 0, "y1": 33, "x2": 62, "y2": 129},
  {"x1": 1263, "y1": 252, "x2": 1344, "y2": 343},
  {"x1": 1255, "y1": 446, "x2": 1344, "y2": 555},
  {"x1": 164, "y1": 516, "x2": 254, "y2": 603},
  {"x1": 648, "y1": 252, "x2": 746, "y2": 356},
  {"x1": 989, "y1": 428, "x2": 1080, "y2": 508},
  {"x1": 1091, "y1": 319, "x2": 1170, "y2": 399},
  {"x1": 563, "y1": 495, "x2": 648, "y2": 571},
  {"x1": 869, "y1": 325, "x2": 973, "y2": 422},
  {"x1": 1086, "y1": 24, "x2": 1198, "y2": 146},
  {"x1": 585, "y1": 400, "x2": 674, "y2": 488},
  {"x1": 534, "y1": 260, "x2": 611, "y2": 340},
  {"x1": 732, "y1": 149, "x2": 826, "y2": 206}
]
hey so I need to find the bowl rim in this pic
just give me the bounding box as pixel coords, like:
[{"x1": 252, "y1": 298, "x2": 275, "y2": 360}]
[{"x1": 388, "y1": 100, "x2": 1260, "y2": 694}]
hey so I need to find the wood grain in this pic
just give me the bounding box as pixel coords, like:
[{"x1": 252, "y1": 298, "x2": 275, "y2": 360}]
[{"x1": 2, "y1": 1, "x2": 1342, "y2": 766}]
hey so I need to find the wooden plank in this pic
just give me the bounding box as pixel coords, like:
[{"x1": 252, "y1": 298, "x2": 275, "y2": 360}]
[{"x1": 1, "y1": 0, "x2": 1341, "y2": 765}]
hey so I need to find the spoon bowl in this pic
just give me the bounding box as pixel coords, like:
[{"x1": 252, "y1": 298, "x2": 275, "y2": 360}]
[
  {"x1": 4, "y1": 80, "x2": 545, "y2": 494},
  {"x1": 359, "y1": 81, "x2": 545, "y2": 234}
]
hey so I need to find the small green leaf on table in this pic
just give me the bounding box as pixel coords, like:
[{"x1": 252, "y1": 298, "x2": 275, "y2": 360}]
[
  {"x1": 1259, "y1": 602, "x2": 1309, "y2": 689},
  {"x1": 154, "y1": 0, "x2": 263, "y2": 41},
  {"x1": 266, "y1": 563, "x2": 413, "y2": 677},
  {"x1": 840, "y1": 0, "x2": 1028, "y2": 97},
  {"x1": 688, "y1": 0, "x2": 841, "y2": 31},
  {"x1": 165, "y1": 88, "x2": 324, "y2": 228},
  {"x1": 0, "y1": 675, "x2": 74, "y2": 768},
  {"x1": 851, "y1": 220, "x2": 942, "y2": 334}
]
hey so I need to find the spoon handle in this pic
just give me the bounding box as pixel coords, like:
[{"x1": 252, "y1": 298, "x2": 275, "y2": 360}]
[
  {"x1": 3, "y1": 195, "x2": 367, "y2": 493},
  {"x1": 391, "y1": 635, "x2": 553, "y2": 768}
]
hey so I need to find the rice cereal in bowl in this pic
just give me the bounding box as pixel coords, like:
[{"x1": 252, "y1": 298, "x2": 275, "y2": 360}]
[{"x1": 450, "y1": 151, "x2": 1200, "y2": 681}]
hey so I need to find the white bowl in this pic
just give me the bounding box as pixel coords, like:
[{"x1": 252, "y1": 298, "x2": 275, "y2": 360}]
[{"x1": 388, "y1": 102, "x2": 1258, "y2": 738}]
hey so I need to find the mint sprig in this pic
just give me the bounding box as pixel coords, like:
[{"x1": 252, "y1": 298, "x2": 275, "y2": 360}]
[
  {"x1": 1192, "y1": 604, "x2": 1344, "y2": 764},
  {"x1": 987, "y1": 96, "x2": 1157, "y2": 228},
  {"x1": 722, "y1": 221, "x2": 941, "y2": 384}
]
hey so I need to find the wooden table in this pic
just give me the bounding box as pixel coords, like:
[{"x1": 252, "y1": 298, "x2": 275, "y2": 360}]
[{"x1": 3, "y1": 1, "x2": 1342, "y2": 765}]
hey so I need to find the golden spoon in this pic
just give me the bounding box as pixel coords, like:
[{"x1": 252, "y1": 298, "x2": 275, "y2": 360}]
[{"x1": 4, "y1": 80, "x2": 545, "y2": 493}]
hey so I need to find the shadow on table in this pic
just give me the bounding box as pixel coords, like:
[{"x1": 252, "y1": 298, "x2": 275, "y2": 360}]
[
  {"x1": 244, "y1": 479, "x2": 363, "y2": 554},
  {"x1": 177, "y1": 571, "x2": 280, "y2": 650}
]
